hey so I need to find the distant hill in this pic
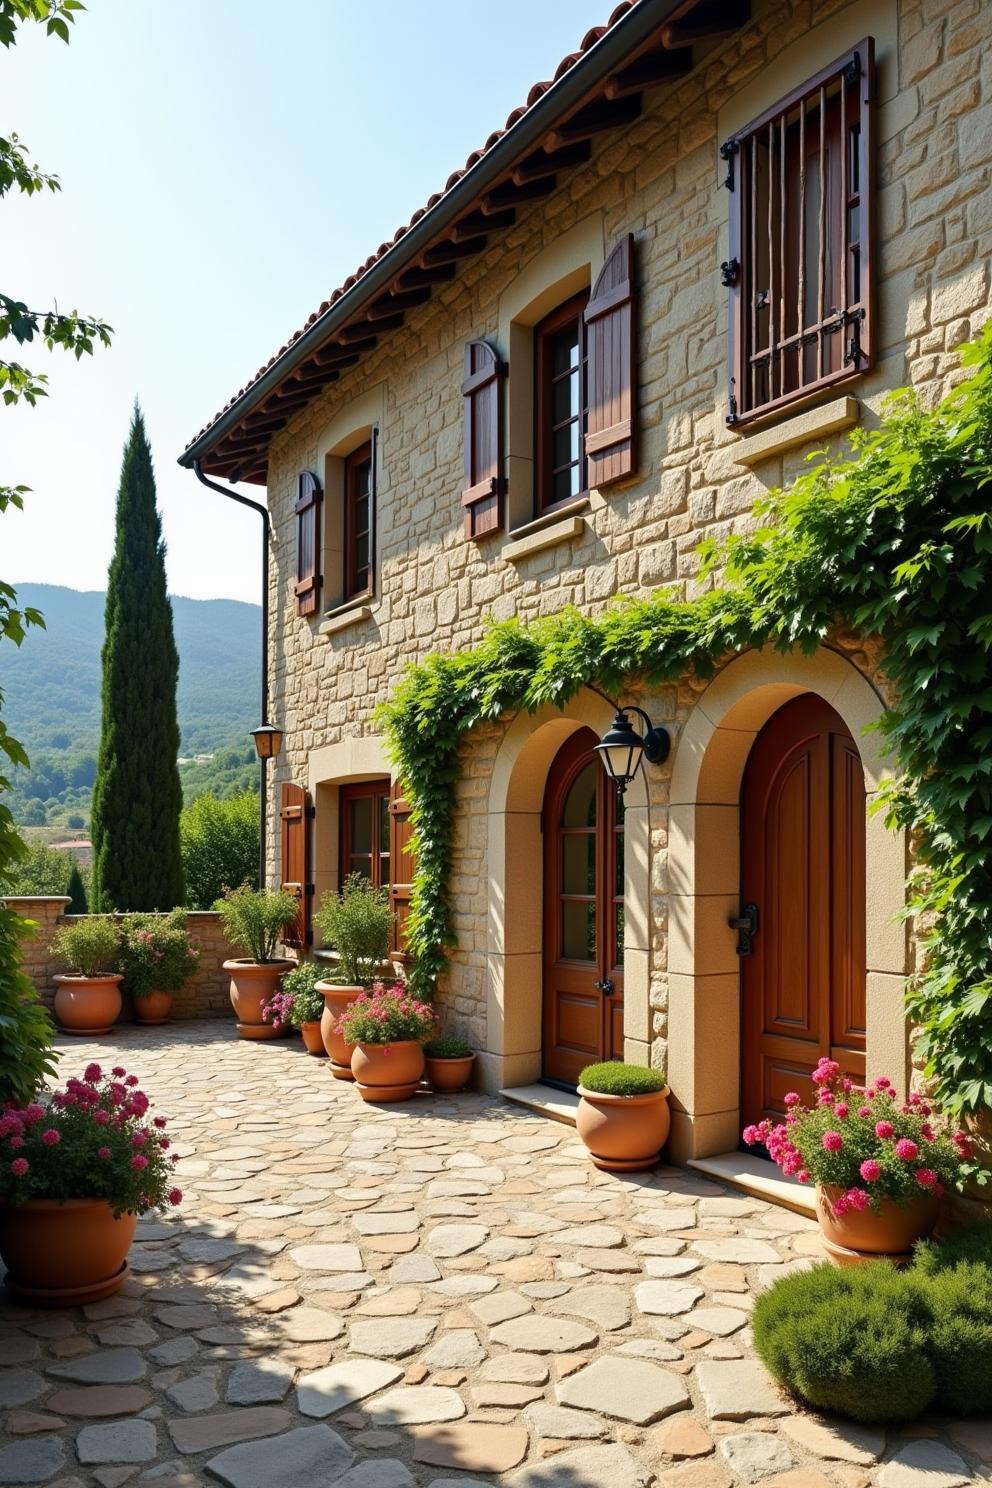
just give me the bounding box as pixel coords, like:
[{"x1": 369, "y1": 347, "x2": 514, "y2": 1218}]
[{"x1": 0, "y1": 584, "x2": 261, "y2": 829}]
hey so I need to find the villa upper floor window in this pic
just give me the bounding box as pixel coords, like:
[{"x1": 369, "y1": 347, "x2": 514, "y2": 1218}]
[
  {"x1": 344, "y1": 439, "x2": 374, "y2": 602},
  {"x1": 725, "y1": 38, "x2": 875, "y2": 426},
  {"x1": 535, "y1": 291, "x2": 589, "y2": 515}
]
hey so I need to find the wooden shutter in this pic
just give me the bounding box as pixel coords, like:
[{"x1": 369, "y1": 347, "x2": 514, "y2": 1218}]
[
  {"x1": 280, "y1": 782, "x2": 312, "y2": 949},
  {"x1": 583, "y1": 235, "x2": 637, "y2": 487},
  {"x1": 461, "y1": 340, "x2": 505, "y2": 539},
  {"x1": 388, "y1": 779, "x2": 416, "y2": 961},
  {"x1": 295, "y1": 471, "x2": 322, "y2": 617}
]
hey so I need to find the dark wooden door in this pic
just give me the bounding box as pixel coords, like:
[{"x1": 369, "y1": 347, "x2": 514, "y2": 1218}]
[
  {"x1": 741, "y1": 693, "x2": 866, "y2": 1127},
  {"x1": 542, "y1": 729, "x2": 624, "y2": 1086}
]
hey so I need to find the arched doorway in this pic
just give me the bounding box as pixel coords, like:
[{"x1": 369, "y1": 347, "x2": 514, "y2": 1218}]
[
  {"x1": 740, "y1": 693, "x2": 866, "y2": 1127},
  {"x1": 542, "y1": 728, "x2": 624, "y2": 1086}
]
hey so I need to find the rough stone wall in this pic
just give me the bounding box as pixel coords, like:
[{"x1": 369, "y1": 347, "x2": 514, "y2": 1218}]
[
  {"x1": 261, "y1": 0, "x2": 992, "y2": 1055},
  {"x1": 4, "y1": 901, "x2": 236, "y2": 1021}
]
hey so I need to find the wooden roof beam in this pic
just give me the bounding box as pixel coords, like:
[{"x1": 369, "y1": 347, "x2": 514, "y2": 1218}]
[
  {"x1": 397, "y1": 263, "x2": 457, "y2": 289},
  {"x1": 312, "y1": 345, "x2": 362, "y2": 370},
  {"x1": 661, "y1": 0, "x2": 749, "y2": 48},
  {"x1": 340, "y1": 314, "x2": 401, "y2": 342},
  {"x1": 481, "y1": 174, "x2": 557, "y2": 210},
  {"x1": 512, "y1": 140, "x2": 590, "y2": 183},
  {"x1": 451, "y1": 207, "x2": 515, "y2": 240},
  {"x1": 421, "y1": 235, "x2": 488, "y2": 265},
  {"x1": 544, "y1": 94, "x2": 641, "y2": 149},
  {"x1": 604, "y1": 48, "x2": 693, "y2": 98},
  {"x1": 369, "y1": 286, "x2": 432, "y2": 316}
]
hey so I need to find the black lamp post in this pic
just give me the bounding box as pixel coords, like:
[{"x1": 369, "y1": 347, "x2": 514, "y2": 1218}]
[
  {"x1": 250, "y1": 723, "x2": 284, "y2": 889},
  {"x1": 595, "y1": 706, "x2": 670, "y2": 798}
]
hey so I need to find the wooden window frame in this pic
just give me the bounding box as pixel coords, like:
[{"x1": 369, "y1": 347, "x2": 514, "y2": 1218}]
[
  {"x1": 534, "y1": 290, "x2": 590, "y2": 517},
  {"x1": 339, "y1": 779, "x2": 390, "y2": 891},
  {"x1": 726, "y1": 38, "x2": 875, "y2": 427},
  {"x1": 343, "y1": 439, "x2": 374, "y2": 604}
]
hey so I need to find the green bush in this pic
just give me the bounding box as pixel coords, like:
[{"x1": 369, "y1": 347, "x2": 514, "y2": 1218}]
[
  {"x1": 218, "y1": 885, "x2": 297, "y2": 964},
  {"x1": 423, "y1": 1032, "x2": 473, "y2": 1059},
  {"x1": 281, "y1": 960, "x2": 325, "y2": 1025},
  {"x1": 579, "y1": 1061, "x2": 667, "y2": 1096},
  {"x1": 313, "y1": 874, "x2": 394, "y2": 987},
  {"x1": 117, "y1": 910, "x2": 199, "y2": 997},
  {"x1": 180, "y1": 790, "x2": 259, "y2": 909},
  {"x1": 915, "y1": 1221, "x2": 992, "y2": 1275},
  {"x1": 8, "y1": 838, "x2": 73, "y2": 895},
  {"x1": 752, "y1": 1263, "x2": 934, "y2": 1423},
  {"x1": 66, "y1": 862, "x2": 88, "y2": 914},
  {"x1": 50, "y1": 917, "x2": 120, "y2": 978},
  {"x1": 924, "y1": 1262, "x2": 992, "y2": 1415}
]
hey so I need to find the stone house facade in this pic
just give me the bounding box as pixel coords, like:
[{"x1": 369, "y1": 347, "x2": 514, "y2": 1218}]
[{"x1": 182, "y1": 0, "x2": 992, "y2": 1161}]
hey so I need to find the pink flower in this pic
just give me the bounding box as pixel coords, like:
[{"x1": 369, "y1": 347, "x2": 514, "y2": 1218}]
[
  {"x1": 895, "y1": 1138, "x2": 919, "y2": 1161},
  {"x1": 845, "y1": 1187, "x2": 871, "y2": 1211},
  {"x1": 168, "y1": 1187, "x2": 183, "y2": 1206},
  {"x1": 40, "y1": 1128, "x2": 60, "y2": 1146},
  {"x1": 858, "y1": 1106, "x2": 872, "y2": 1117},
  {"x1": 875, "y1": 1121, "x2": 895, "y2": 1139},
  {"x1": 21, "y1": 1103, "x2": 45, "y2": 1124},
  {"x1": 153, "y1": 1116, "x2": 167, "y2": 1128},
  {"x1": 833, "y1": 1195, "x2": 851, "y2": 1217},
  {"x1": 97, "y1": 1146, "x2": 112, "y2": 1160},
  {"x1": 783, "y1": 1092, "x2": 800, "y2": 1107},
  {"x1": 822, "y1": 1131, "x2": 844, "y2": 1152},
  {"x1": 132, "y1": 1131, "x2": 147, "y2": 1147},
  {"x1": 125, "y1": 1075, "x2": 139, "y2": 1087},
  {"x1": 111, "y1": 1066, "x2": 126, "y2": 1077},
  {"x1": 130, "y1": 1155, "x2": 149, "y2": 1171},
  {"x1": 860, "y1": 1159, "x2": 882, "y2": 1182},
  {"x1": 93, "y1": 1109, "x2": 110, "y2": 1126},
  {"x1": 797, "y1": 1169, "x2": 810, "y2": 1184},
  {"x1": 10, "y1": 1157, "x2": 29, "y2": 1176},
  {"x1": 83, "y1": 1062, "x2": 102, "y2": 1083},
  {"x1": 875, "y1": 1076, "x2": 892, "y2": 1089},
  {"x1": 834, "y1": 1103, "x2": 849, "y2": 1119},
  {"x1": 915, "y1": 1168, "x2": 938, "y2": 1187}
]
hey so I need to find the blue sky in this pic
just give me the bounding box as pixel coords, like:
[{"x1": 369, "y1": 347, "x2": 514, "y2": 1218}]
[{"x1": 3, "y1": 0, "x2": 609, "y2": 604}]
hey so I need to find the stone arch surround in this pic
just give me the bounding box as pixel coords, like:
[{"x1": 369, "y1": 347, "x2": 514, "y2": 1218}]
[
  {"x1": 665, "y1": 646, "x2": 911, "y2": 1162},
  {"x1": 482, "y1": 692, "x2": 650, "y2": 1092}
]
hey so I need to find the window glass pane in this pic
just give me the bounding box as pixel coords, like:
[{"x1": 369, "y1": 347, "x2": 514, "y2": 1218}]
[
  {"x1": 552, "y1": 372, "x2": 579, "y2": 426},
  {"x1": 350, "y1": 796, "x2": 373, "y2": 854},
  {"x1": 552, "y1": 424, "x2": 579, "y2": 472},
  {"x1": 615, "y1": 903, "x2": 625, "y2": 957},
  {"x1": 552, "y1": 468, "x2": 579, "y2": 505},
  {"x1": 355, "y1": 534, "x2": 370, "y2": 575},
  {"x1": 615, "y1": 828, "x2": 624, "y2": 889},
  {"x1": 562, "y1": 900, "x2": 596, "y2": 961},
  {"x1": 552, "y1": 323, "x2": 580, "y2": 375},
  {"x1": 562, "y1": 834, "x2": 596, "y2": 895},
  {"x1": 379, "y1": 794, "x2": 390, "y2": 852},
  {"x1": 349, "y1": 855, "x2": 372, "y2": 882},
  {"x1": 562, "y1": 762, "x2": 597, "y2": 828}
]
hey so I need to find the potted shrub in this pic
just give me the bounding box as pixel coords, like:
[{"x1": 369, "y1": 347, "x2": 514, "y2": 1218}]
[
  {"x1": 423, "y1": 1032, "x2": 475, "y2": 1093},
  {"x1": 0, "y1": 1061, "x2": 182, "y2": 1305},
  {"x1": 337, "y1": 981, "x2": 436, "y2": 1102},
  {"x1": 266, "y1": 961, "x2": 326, "y2": 1055},
  {"x1": 118, "y1": 911, "x2": 199, "y2": 1026},
  {"x1": 218, "y1": 885, "x2": 298, "y2": 1040},
  {"x1": 313, "y1": 874, "x2": 395, "y2": 1080},
  {"x1": 743, "y1": 1058, "x2": 970, "y2": 1264},
  {"x1": 576, "y1": 1061, "x2": 671, "y2": 1171},
  {"x1": 50, "y1": 918, "x2": 123, "y2": 1036}
]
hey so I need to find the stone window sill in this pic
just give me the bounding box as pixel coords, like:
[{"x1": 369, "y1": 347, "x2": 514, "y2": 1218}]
[
  {"x1": 732, "y1": 395, "x2": 861, "y2": 467},
  {"x1": 505, "y1": 508, "x2": 588, "y2": 562},
  {"x1": 319, "y1": 601, "x2": 373, "y2": 638}
]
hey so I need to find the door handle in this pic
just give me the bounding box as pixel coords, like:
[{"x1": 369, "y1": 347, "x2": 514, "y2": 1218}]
[
  {"x1": 729, "y1": 903, "x2": 759, "y2": 956},
  {"x1": 594, "y1": 978, "x2": 615, "y2": 994}
]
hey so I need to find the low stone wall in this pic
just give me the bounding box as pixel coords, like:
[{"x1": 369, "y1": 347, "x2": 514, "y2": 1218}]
[{"x1": 3, "y1": 898, "x2": 238, "y2": 1021}]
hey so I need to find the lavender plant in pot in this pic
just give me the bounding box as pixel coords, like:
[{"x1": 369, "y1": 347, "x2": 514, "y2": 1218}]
[
  {"x1": 218, "y1": 885, "x2": 298, "y2": 1039},
  {"x1": 267, "y1": 960, "x2": 326, "y2": 1055},
  {"x1": 313, "y1": 875, "x2": 395, "y2": 1080}
]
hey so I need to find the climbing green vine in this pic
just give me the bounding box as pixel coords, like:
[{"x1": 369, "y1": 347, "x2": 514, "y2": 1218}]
[{"x1": 379, "y1": 329, "x2": 992, "y2": 1123}]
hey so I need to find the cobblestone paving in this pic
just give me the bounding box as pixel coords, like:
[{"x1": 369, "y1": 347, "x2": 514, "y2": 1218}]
[{"x1": 2, "y1": 1022, "x2": 990, "y2": 1488}]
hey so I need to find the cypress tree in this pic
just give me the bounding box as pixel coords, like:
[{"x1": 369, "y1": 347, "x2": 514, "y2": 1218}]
[
  {"x1": 91, "y1": 406, "x2": 184, "y2": 910},
  {"x1": 66, "y1": 862, "x2": 88, "y2": 914}
]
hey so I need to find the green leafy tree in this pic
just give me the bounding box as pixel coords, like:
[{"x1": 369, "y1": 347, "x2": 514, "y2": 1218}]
[
  {"x1": 8, "y1": 836, "x2": 72, "y2": 894},
  {"x1": 91, "y1": 409, "x2": 184, "y2": 909},
  {"x1": 180, "y1": 790, "x2": 259, "y2": 909},
  {"x1": 66, "y1": 860, "x2": 88, "y2": 913}
]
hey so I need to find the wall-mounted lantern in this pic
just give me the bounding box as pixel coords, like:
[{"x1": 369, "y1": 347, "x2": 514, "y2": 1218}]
[{"x1": 595, "y1": 706, "x2": 670, "y2": 798}]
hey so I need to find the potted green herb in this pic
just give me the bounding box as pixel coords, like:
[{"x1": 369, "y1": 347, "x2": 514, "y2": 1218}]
[
  {"x1": 50, "y1": 918, "x2": 122, "y2": 1036},
  {"x1": 218, "y1": 885, "x2": 298, "y2": 1040},
  {"x1": 337, "y1": 982, "x2": 436, "y2": 1102},
  {"x1": 118, "y1": 911, "x2": 199, "y2": 1026},
  {"x1": 576, "y1": 1061, "x2": 671, "y2": 1172},
  {"x1": 423, "y1": 1032, "x2": 475, "y2": 1093},
  {"x1": 276, "y1": 960, "x2": 326, "y2": 1055},
  {"x1": 313, "y1": 874, "x2": 395, "y2": 1080}
]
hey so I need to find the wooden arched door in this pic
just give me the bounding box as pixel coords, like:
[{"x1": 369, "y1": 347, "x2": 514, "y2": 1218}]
[
  {"x1": 542, "y1": 728, "x2": 624, "y2": 1087},
  {"x1": 741, "y1": 693, "x2": 866, "y2": 1128}
]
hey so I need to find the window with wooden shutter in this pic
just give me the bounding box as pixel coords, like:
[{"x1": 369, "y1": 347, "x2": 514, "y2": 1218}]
[
  {"x1": 461, "y1": 340, "x2": 505, "y2": 539},
  {"x1": 295, "y1": 472, "x2": 322, "y2": 617},
  {"x1": 343, "y1": 437, "x2": 375, "y2": 602},
  {"x1": 388, "y1": 780, "x2": 416, "y2": 962},
  {"x1": 535, "y1": 292, "x2": 590, "y2": 515},
  {"x1": 339, "y1": 780, "x2": 391, "y2": 889},
  {"x1": 584, "y1": 234, "x2": 637, "y2": 487},
  {"x1": 280, "y1": 781, "x2": 312, "y2": 949},
  {"x1": 725, "y1": 38, "x2": 875, "y2": 425}
]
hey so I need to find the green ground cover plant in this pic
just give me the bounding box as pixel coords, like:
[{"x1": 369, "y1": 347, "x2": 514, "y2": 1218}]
[{"x1": 579, "y1": 1061, "x2": 667, "y2": 1096}]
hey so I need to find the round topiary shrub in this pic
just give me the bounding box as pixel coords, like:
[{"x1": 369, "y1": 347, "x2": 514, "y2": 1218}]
[
  {"x1": 423, "y1": 1032, "x2": 473, "y2": 1059},
  {"x1": 578, "y1": 1061, "x2": 667, "y2": 1096},
  {"x1": 924, "y1": 1262, "x2": 992, "y2": 1415},
  {"x1": 752, "y1": 1263, "x2": 935, "y2": 1424}
]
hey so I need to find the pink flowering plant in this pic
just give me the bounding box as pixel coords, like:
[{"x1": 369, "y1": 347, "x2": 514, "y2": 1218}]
[
  {"x1": 743, "y1": 1058, "x2": 969, "y2": 1214},
  {"x1": 117, "y1": 911, "x2": 199, "y2": 1000},
  {"x1": 336, "y1": 981, "x2": 435, "y2": 1049},
  {"x1": 261, "y1": 988, "x2": 295, "y2": 1031},
  {"x1": 0, "y1": 1064, "x2": 182, "y2": 1218}
]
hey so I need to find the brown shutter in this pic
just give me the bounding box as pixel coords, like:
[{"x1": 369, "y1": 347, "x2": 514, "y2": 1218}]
[
  {"x1": 583, "y1": 234, "x2": 637, "y2": 487},
  {"x1": 388, "y1": 779, "x2": 416, "y2": 961},
  {"x1": 279, "y1": 781, "x2": 312, "y2": 949},
  {"x1": 295, "y1": 471, "x2": 322, "y2": 617},
  {"x1": 461, "y1": 340, "x2": 505, "y2": 539}
]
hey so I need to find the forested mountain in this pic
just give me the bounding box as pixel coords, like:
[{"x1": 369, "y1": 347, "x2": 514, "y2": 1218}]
[{"x1": 0, "y1": 584, "x2": 261, "y2": 829}]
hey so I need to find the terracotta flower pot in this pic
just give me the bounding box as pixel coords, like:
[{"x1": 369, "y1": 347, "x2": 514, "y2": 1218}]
[
  {"x1": 316, "y1": 982, "x2": 362, "y2": 1080},
  {"x1": 300, "y1": 1020, "x2": 326, "y2": 1056},
  {"x1": 351, "y1": 1040, "x2": 425, "y2": 1103},
  {"x1": 426, "y1": 1053, "x2": 476, "y2": 1093},
  {"x1": 133, "y1": 990, "x2": 173, "y2": 1026},
  {"x1": 816, "y1": 1184, "x2": 939, "y2": 1266},
  {"x1": 53, "y1": 974, "x2": 123, "y2": 1036},
  {"x1": 223, "y1": 959, "x2": 293, "y2": 1040},
  {"x1": 0, "y1": 1198, "x2": 137, "y2": 1307},
  {"x1": 576, "y1": 1084, "x2": 671, "y2": 1172}
]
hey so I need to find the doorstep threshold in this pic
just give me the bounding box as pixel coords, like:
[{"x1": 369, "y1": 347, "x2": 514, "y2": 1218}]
[
  {"x1": 688, "y1": 1151, "x2": 816, "y2": 1217},
  {"x1": 500, "y1": 1083, "x2": 579, "y2": 1127}
]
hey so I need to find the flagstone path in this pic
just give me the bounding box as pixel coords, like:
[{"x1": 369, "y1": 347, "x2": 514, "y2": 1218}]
[{"x1": 1, "y1": 1021, "x2": 989, "y2": 1488}]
